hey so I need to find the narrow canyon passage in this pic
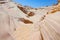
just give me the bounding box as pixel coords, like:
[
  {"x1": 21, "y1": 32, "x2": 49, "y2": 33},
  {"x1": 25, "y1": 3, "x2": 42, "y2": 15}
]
[{"x1": 0, "y1": 1, "x2": 60, "y2": 40}]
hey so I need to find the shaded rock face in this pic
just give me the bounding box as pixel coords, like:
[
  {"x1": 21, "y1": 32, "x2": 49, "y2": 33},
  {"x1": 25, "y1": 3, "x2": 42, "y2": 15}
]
[
  {"x1": 0, "y1": 2, "x2": 6, "y2": 4},
  {"x1": 18, "y1": 18, "x2": 33, "y2": 24},
  {"x1": 27, "y1": 12, "x2": 35, "y2": 17},
  {"x1": 58, "y1": 0, "x2": 60, "y2": 3},
  {"x1": 0, "y1": 0, "x2": 6, "y2": 4},
  {"x1": 17, "y1": 6, "x2": 27, "y2": 14}
]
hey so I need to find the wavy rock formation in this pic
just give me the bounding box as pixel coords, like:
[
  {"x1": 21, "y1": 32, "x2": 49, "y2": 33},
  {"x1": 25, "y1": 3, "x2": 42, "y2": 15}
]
[{"x1": 0, "y1": 0, "x2": 60, "y2": 40}]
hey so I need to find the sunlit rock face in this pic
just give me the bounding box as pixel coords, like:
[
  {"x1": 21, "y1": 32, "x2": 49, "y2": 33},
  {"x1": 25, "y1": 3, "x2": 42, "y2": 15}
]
[{"x1": 0, "y1": 1, "x2": 60, "y2": 40}]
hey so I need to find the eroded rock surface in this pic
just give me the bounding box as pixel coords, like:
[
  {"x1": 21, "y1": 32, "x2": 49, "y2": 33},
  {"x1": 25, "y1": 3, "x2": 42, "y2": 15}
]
[{"x1": 0, "y1": 1, "x2": 60, "y2": 40}]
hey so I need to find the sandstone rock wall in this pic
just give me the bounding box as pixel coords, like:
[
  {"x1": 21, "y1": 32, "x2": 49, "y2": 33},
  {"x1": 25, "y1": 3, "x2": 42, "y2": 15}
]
[{"x1": 0, "y1": 1, "x2": 60, "y2": 40}]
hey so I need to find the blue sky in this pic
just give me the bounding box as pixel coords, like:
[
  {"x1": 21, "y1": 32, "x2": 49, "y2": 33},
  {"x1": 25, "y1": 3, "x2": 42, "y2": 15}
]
[{"x1": 12, "y1": 0, "x2": 58, "y2": 8}]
